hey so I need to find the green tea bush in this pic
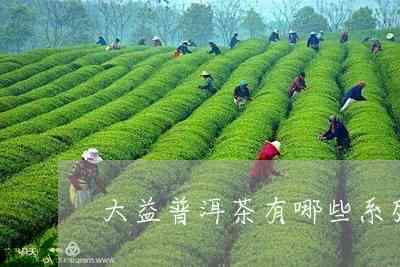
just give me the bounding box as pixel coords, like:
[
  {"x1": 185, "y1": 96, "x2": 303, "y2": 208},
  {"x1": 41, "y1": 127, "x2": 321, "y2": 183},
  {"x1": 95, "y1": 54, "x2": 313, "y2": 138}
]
[
  {"x1": 343, "y1": 43, "x2": 400, "y2": 266},
  {"x1": 342, "y1": 43, "x2": 400, "y2": 160},
  {"x1": 0, "y1": 49, "x2": 98, "y2": 89},
  {"x1": 109, "y1": 46, "x2": 317, "y2": 266},
  {"x1": 0, "y1": 62, "x2": 22, "y2": 75}
]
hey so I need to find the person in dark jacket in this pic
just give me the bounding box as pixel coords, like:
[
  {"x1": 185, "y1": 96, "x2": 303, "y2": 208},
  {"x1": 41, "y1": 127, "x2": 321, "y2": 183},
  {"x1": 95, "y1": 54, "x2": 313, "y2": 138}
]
[
  {"x1": 307, "y1": 32, "x2": 320, "y2": 52},
  {"x1": 288, "y1": 30, "x2": 299, "y2": 45},
  {"x1": 234, "y1": 80, "x2": 251, "y2": 109},
  {"x1": 371, "y1": 39, "x2": 382, "y2": 55},
  {"x1": 288, "y1": 72, "x2": 307, "y2": 97},
  {"x1": 198, "y1": 71, "x2": 216, "y2": 93},
  {"x1": 340, "y1": 81, "x2": 367, "y2": 112},
  {"x1": 209, "y1": 42, "x2": 221, "y2": 55},
  {"x1": 340, "y1": 31, "x2": 349, "y2": 44},
  {"x1": 96, "y1": 33, "x2": 107, "y2": 46},
  {"x1": 249, "y1": 141, "x2": 282, "y2": 192},
  {"x1": 177, "y1": 41, "x2": 192, "y2": 55},
  {"x1": 269, "y1": 30, "x2": 280, "y2": 43},
  {"x1": 138, "y1": 38, "x2": 146, "y2": 45},
  {"x1": 230, "y1": 33, "x2": 240, "y2": 49},
  {"x1": 320, "y1": 115, "x2": 350, "y2": 150}
]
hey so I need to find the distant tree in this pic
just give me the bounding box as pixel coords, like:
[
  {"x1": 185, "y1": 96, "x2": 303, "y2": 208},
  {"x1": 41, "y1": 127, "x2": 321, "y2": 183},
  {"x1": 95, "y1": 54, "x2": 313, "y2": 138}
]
[
  {"x1": 180, "y1": 3, "x2": 214, "y2": 46},
  {"x1": 292, "y1": 6, "x2": 329, "y2": 34},
  {"x1": 345, "y1": 7, "x2": 377, "y2": 31},
  {"x1": 373, "y1": 0, "x2": 400, "y2": 28},
  {"x1": 241, "y1": 8, "x2": 266, "y2": 38},
  {"x1": 271, "y1": 0, "x2": 304, "y2": 33},
  {"x1": 97, "y1": 0, "x2": 134, "y2": 41},
  {"x1": 213, "y1": 0, "x2": 244, "y2": 45},
  {"x1": 1, "y1": 2, "x2": 35, "y2": 52},
  {"x1": 314, "y1": 0, "x2": 355, "y2": 31},
  {"x1": 151, "y1": 4, "x2": 181, "y2": 45},
  {"x1": 33, "y1": 0, "x2": 92, "y2": 47}
]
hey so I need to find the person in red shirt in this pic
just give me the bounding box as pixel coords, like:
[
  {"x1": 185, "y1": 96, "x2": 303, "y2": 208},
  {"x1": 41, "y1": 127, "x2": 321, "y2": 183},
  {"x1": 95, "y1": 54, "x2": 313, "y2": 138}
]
[
  {"x1": 249, "y1": 141, "x2": 282, "y2": 192},
  {"x1": 288, "y1": 72, "x2": 307, "y2": 97}
]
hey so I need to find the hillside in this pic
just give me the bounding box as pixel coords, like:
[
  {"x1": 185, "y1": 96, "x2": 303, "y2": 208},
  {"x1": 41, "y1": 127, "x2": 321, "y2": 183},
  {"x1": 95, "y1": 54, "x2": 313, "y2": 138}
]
[{"x1": 1, "y1": 39, "x2": 400, "y2": 266}]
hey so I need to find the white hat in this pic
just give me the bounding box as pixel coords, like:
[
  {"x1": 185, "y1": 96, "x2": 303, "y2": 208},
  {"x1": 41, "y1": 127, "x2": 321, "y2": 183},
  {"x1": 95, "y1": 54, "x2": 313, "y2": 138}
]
[
  {"x1": 82, "y1": 148, "x2": 103, "y2": 164},
  {"x1": 310, "y1": 31, "x2": 316, "y2": 35},
  {"x1": 387, "y1": 33, "x2": 394, "y2": 40},
  {"x1": 270, "y1": 141, "x2": 281, "y2": 153},
  {"x1": 201, "y1": 71, "x2": 210, "y2": 76},
  {"x1": 152, "y1": 36, "x2": 160, "y2": 41},
  {"x1": 274, "y1": 29, "x2": 279, "y2": 33}
]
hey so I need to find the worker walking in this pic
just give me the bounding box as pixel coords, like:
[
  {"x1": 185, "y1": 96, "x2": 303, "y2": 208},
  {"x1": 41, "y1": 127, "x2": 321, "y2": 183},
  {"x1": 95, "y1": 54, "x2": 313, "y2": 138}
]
[
  {"x1": 198, "y1": 71, "x2": 216, "y2": 94},
  {"x1": 340, "y1": 31, "x2": 349, "y2": 44},
  {"x1": 307, "y1": 32, "x2": 320, "y2": 52},
  {"x1": 288, "y1": 30, "x2": 299, "y2": 45},
  {"x1": 230, "y1": 33, "x2": 240, "y2": 49},
  {"x1": 288, "y1": 72, "x2": 307, "y2": 97},
  {"x1": 269, "y1": 29, "x2": 280, "y2": 43},
  {"x1": 320, "y1": 115, "x2": 350, "y2": 151},
  {"x1": 249, "y1": 141, "x2": 282, "y2": 192},
  {"x1": 233, "y1": 80, "x2": 251, "y2": 110},
  {"x1": 209, "y1": 42, "x2": 221, "y2": 55},
  {"x1": 340, "y1": 81, "x2": 367, "y2": 112}
]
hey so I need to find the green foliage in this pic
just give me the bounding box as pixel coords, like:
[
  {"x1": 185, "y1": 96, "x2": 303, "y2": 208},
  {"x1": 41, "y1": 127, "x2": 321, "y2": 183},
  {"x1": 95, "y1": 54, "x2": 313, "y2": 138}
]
[
  {"x1": 292, "y1": 6, "x2": 329, "y2": 35},
  {"x1": 109, "y1": 45, "x2": 317, "y2": 266},
  {"x1": 241, "y1": 8, "x2": 266, "y2": 39},
  {"x1": 342, "y1": 43, "x2": 400, "y2": 160},
  {"x1": 180, "y1": 3, "x2": 214, "y2": 45},
  {"x1": 0, "y1": 49, "x2": 98, "y2": 89},
  {"x1": 345, "y1": 7, "x2": 377, "y2": 31}
]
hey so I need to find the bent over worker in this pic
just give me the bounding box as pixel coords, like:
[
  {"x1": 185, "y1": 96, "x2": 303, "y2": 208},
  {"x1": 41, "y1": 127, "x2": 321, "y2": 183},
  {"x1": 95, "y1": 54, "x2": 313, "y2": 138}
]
[
  {"x1": 320, "y1": 115, "x2": 350, "y2": 151},
  {"x1": 198, "y1": 71, "x2": 216, "y2": 94},
  {"x1": 209, "y1": 42, "x2": 221, "y2": 55},
  {"x1": 249, "y1": 141, "x2": 282, "y2": 192},
  {"x1": 288, "y1": 72, "x2": 307, "y2": 97},
  {"x1": 340, "y1": 81, "x2": 367, "y2": 112},
  {"x1": 233, "y1": 80, "x2": 251, "y2": 109}
]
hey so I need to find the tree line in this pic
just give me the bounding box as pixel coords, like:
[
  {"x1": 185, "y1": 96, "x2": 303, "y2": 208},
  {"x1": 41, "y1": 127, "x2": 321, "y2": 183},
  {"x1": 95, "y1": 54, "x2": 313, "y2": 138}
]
[{"x1": 0, "y1": 0, "x2": 398, "y2": 53}]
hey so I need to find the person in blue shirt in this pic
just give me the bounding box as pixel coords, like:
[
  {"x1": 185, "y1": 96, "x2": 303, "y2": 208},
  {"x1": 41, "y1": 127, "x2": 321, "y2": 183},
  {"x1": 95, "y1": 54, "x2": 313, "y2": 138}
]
[
  {"x1": 269, "y1": 30, "x2": 280, "y2": 43},
  {"x1": 177, "y1": 41, "x2": 192, "y2": 55},
  {"x1": 307, "y1": 32, "x2": 320, "y2": 52},
  {"x1": 209, "y1": 42, "x2": 221, "y2": 55},
  {"x1": 96, "y1": 33, "x2": 107, "y2": 46},
  {"x1": 320, "y1": 115, "x2": 350, "y2": 151},
  {"x1": 340, "y1": 81, "x2": 367, "y2": 112},
  {"x1": 230, "y1": 33, "x2": 240, "y2": 49}
]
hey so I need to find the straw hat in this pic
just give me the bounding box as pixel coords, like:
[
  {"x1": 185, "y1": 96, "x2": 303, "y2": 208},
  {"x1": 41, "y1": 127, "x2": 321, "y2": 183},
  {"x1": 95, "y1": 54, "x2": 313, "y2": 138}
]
[
  {"x1": 240, "y1": 80, "x2": 248, "y2": 86},
  {"x1": 289, "y1": 30, "x2": 295, "y2": 34},
  {"x1": 201, "y1": 71, "x2": 210, "y2": 76},
  {"x1": 152, "y1": 36, "x2": 160, "y2": 41},
  {"x1": 82, "y1": 148, "x2": 103, "y2": 164},
  {"x1": 310, "y1": 32, "x2": 316, "y2": 35},
  {"x1": 387, "y1": 33, "x2": 394, "y2": 40},
  {"x1": 270, "y1": 141, "x2": 281, "y2": 153}
]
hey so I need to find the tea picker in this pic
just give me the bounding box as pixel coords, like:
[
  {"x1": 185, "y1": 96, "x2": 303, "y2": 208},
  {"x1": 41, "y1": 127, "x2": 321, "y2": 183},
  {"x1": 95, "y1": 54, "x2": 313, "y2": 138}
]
[
  {"x1": 198, "y1": 71, "x2": 216, "y2": 94},
  {"x1": 249, "y1": 141, "x2": 282, "y2": 192},
  {"x1": 319, "y1": 115, "x2": 350, "y2": 152},
  {"x1": 233, "y1": 80, "x2": 252, "y2": 110},
  {"x1": 340, "y1": 81, "x2": 367, "y2": 112},
  {"x1": 288, "y1": 72, "x2": 307, "y2": 97},
  {"x1": 209, "y1": 42, "x2": 221, "y2": 55},
  {"x1": 307, "y1": 32, "x2": 320, "y2": 52}
]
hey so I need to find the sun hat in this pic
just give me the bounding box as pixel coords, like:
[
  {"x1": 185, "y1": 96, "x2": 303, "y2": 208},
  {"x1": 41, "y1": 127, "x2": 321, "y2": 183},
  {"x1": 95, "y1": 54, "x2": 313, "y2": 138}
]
[
  {"x1": 310, "y1": 31, "x2": 316, "y2": 35},
  {"x1": 240, "y1": 80, "x2": 248, "y2": 86},
  {"x1": 387, "y1": 33, "x2": 394, "y2": 40},
  {"x1": 82, "y1": 148, "x2": 103, "y2": 164},
  {"x1": 152, "y1": 36, "x2": 160, "y2": 41},
  {"x1": 271, "y1": 141, "x2": 281, "y2": 153},
  {"x1": 201, "y1": 71, "x2": 210, "y2": 76},
  {"x1": 358, "y1": 80, "x2": 366, "y2": 86}
]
